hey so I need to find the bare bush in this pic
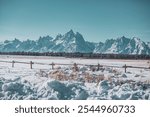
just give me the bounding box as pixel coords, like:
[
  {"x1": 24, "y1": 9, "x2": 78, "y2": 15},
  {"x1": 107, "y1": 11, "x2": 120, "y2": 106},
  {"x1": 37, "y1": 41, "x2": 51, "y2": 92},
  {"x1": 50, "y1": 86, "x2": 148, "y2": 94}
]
[{"x1": 36, "y1": 69, "x2": 48, "y2": 77}]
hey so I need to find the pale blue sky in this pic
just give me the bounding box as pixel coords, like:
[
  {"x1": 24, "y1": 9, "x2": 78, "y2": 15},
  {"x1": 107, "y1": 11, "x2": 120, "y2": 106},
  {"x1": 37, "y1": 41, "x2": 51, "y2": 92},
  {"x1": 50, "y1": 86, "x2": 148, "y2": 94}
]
[{"x1": 0, "y1": 0, "x2": 150, "y2": 42}]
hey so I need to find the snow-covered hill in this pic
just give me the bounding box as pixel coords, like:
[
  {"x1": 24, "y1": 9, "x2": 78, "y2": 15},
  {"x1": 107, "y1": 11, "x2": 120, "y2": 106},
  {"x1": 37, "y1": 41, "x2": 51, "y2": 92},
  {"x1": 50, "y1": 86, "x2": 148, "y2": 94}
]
[{"x1": 0, "y1": 30, "x2": 150, "y2": 54}]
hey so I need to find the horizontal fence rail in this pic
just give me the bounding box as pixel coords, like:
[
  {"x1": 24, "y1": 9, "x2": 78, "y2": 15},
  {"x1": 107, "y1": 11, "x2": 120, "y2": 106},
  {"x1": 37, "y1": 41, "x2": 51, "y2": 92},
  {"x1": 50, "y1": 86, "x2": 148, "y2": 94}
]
[{"x1": 0, "y1": 60, "x2": 150, "y2": 73}]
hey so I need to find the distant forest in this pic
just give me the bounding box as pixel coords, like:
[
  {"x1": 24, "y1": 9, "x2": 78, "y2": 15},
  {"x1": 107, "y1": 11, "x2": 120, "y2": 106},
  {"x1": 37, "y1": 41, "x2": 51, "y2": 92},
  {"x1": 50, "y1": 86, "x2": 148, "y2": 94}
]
[{"x1": 0, "y1": 52, "x2": 150, "y2": 60}]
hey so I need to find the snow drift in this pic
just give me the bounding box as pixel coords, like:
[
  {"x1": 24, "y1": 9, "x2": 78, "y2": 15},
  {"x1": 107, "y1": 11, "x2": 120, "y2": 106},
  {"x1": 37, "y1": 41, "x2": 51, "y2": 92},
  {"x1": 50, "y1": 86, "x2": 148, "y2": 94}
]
[{"x1": 0, "y1": 77, "x2": 150, "y2": 100}]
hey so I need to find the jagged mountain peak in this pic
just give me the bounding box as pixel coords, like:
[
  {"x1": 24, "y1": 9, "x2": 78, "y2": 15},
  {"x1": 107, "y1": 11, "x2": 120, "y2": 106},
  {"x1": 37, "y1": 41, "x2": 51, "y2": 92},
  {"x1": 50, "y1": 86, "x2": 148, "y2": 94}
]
[
  {"x1": 68, "y1": 29, "x2": 74, "y2": 34},
  {"x1": 13, "y1": 38, "x2": 20, "y2": 41},
  {"x1": 52, "y1": 30, "x2": 93, "y2": 53},
  {"x1": 116, "y1": 36, "x2": 130, "y2": 41},
  {"x1": 132, "y1": 37, "x2": 142, "y2": 43},
  {"x1": 54, "y1": 30, "x2": 85, "y2": 43},
  {"x1": 64, "y1": 29, "x2": 75, "y2": 38},
  {"x1": 119, "y1": 36, "x2": 126, "y2": 39},
  {"x1": 55, "y1": 33, "x2": 62, "y2": 39}
]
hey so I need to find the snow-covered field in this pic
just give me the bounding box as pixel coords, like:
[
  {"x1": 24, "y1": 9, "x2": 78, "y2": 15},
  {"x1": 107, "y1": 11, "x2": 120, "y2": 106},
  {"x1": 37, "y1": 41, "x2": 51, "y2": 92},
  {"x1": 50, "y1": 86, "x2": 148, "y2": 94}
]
[{"x1": 0, "y1": 55, "x2": 150, "y2": 100}]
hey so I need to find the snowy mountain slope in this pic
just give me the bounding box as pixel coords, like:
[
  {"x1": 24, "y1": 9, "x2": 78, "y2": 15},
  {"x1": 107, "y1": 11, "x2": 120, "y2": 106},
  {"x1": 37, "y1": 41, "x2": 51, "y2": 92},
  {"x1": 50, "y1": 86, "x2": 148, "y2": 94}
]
[
  {"x1": 93, "y1": 42, "x2": 104, "y2": 53},
  {"x1": 0, "y1": 30, "x2": 150, "y2": 54},
  {"x1": 0, "y1": 39, "x2": 21, "y2": 52},
  {"x1": 128, "y1": 37, "x2": 150, "y2": 54},
  {"x1": 146, "y1": 42, "x2": 150, "y2": 49},
  {"x1": 94, "y1": 36, "x2": 150, "y2": 54}
]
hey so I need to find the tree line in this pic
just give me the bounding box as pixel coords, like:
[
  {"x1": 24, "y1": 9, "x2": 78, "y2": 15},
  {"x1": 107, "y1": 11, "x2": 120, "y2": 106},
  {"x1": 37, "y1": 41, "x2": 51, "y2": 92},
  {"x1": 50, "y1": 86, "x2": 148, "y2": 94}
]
[{"x1": 0, "y1": 52, "x2": 150, "y2": 59}]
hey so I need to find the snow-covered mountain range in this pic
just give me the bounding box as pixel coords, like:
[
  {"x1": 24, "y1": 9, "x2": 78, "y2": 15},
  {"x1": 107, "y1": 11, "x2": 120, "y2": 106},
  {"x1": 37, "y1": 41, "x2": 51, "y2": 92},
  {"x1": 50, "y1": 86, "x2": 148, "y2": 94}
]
[{"x1": 0, "y1": 30, "x2": 150, "y2": 54}]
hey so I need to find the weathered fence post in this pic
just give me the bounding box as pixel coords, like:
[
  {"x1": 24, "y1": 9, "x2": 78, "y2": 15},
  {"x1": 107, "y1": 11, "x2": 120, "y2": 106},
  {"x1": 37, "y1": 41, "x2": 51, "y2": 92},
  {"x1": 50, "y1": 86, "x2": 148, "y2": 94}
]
[
  {"x1": 97, "y1": 63, "x2": 100, "y2": 71},
  {"x1": 124, "y1": 64, "x2": 127, "y2": 73},
  {"x1": 52, "y1": 62, "x2": 55, "y2": 70},
  {"x1": 148, "y1": 61, "x2": 150, "y2": 69},
  {"x1": 30, "y1": 61, "x2": 33, "y2": 69},
  {"x1": 12, "y1": 60, "x2": 15, "y2": 67},
  {"x1": 73, "y1": 63, "x2": 78, "y2": 72}
]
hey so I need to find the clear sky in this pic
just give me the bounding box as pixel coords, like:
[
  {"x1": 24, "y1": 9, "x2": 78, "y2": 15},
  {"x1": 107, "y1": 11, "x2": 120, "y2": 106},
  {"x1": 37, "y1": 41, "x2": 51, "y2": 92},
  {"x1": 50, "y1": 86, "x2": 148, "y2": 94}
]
[{"x1": 0, "y1": 0, "x2": 150, "y2": 42}]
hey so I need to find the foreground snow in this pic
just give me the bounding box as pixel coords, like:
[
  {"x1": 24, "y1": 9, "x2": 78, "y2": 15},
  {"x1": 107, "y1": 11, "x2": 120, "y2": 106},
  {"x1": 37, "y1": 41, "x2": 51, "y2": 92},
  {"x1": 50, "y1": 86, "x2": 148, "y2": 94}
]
[{"x1": 0, "y1": 55, "x2": 150, "y2": 100}]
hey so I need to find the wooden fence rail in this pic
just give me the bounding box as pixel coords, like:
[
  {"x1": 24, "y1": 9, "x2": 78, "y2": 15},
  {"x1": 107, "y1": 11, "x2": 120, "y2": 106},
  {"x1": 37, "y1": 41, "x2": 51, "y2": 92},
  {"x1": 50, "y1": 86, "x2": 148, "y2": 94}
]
[{"x1": 0, "y1": 60, "x2": 149, "y2": 72}]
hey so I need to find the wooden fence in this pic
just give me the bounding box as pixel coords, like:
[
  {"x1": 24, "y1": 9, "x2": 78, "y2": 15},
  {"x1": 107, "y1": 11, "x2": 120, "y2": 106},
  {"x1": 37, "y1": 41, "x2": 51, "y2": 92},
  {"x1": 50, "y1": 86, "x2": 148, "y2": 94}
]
[{"x1": 0, "y1": 60, "x2": 150, "y2": 73}]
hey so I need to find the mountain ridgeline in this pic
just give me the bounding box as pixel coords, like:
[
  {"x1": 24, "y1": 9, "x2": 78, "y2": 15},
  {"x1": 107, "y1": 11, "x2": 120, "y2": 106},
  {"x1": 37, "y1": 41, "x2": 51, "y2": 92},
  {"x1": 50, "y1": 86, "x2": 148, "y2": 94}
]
[{"x1": 0, "y1": 30, "x2": 150, "y2": 55}]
